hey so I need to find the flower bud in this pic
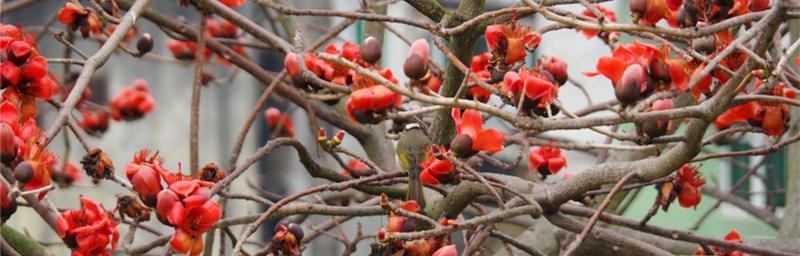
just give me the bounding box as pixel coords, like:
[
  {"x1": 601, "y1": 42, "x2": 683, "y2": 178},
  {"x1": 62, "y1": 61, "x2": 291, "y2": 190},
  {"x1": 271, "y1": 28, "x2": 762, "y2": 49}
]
[
  {"x1": 136, "y1": 33, "x2": 153, "y2": 54},
  {"x1": 676, "y1": 4, "x2": 698, "y2": 28},
  {"x1": 403, "y1": 54, "x2": 428, "y2": 80},
  {"x1": 317, "y1": 128, "x2": 327, "y2": 142},
  {"x1": 692, "y1": 36, "x2": 717, "y2": 54},
  {"x1": 541, "y1": 56, "x2": 568, "y2": 85},
  {"x1": 287, "y1": 223, "x2": 304, "y2": 242},
  {"x1": 640, "y1": 120, "x2": 667, "y2": 138},
  {"x1": 360, "y1": 36, "x2": 382, "y2": 65},
  {"x1": 333, "y1": 130, "x2": 346, "y2": 145},
  {"x1": 0, "y1": 124, "x2": 17, "y2": 165},
  {"x1": 616, "y1": 65, "x2": 646, "y2": 105},
  {"x1": 196, "y1": 162, "x2": 225, "y2": 183},
  {"x1": 450, "y1": 134, "x2": 475, "y2": 158},
  {"x1": 14, "y1": 161, "x2": 34, "y2": 184},
  {"x1": 649, "y1": 57, "x2": 671, "y2": 83},
  {"x1": 629, "y1": 0, "x2": 648, "y2": 23},
  {"x1": 7, "y1": 41, "x2": 32, "y2": 65}
]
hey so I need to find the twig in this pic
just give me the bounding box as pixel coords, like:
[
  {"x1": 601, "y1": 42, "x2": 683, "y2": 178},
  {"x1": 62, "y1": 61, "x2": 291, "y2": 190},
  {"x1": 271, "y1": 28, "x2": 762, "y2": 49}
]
[{"x1": 561, "y1": 171, "x2": 639, "y2": 256}]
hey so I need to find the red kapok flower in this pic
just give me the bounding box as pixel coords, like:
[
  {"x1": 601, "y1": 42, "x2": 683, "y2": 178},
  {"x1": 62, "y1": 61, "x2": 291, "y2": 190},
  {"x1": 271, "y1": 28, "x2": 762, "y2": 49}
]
[
  {"x1": 109, "y1": 79, "x2": 156, "y2": 121},
  {"x1": 450, "y1": 108, "x2": 505, "y2": 157},
  {"x1": 270, "y1": 223, "x2": 305, "y2": 256},
  {"x1": 219, "y1": 0, "x2": 245, "y2": 7},
  {"x1": 578, "y1": 5, "x2": 619, "y2": 41},
  {"x1": 78, "y1": 108, "x2": 110, "y2": 136},
  {"x1": 693, "y1": 229, "x2": 749, "y2": 256},
  {"x1": 0, "y1": 182, "x2": 16, "y2": 222},
  {"x1": 502, "y1": 67, "x2": 560, "y2": 106},
  {"x1": 630, "y1": 0, "x2": 670, "y2": 25},
  {"x1": 676, "y1": 164, "x2": 705, "y2": 208},
  {"x1": 485, "y1": 23, "x2": 541, "y2": 65},
  {"x1": 53, "y1": 161, "x2": 82, "y2": 186},
  {"x1": 463, "y1": 53, "x2": 493, "y2": 102},
  {"x1": 156, "y1": 179, "x2": 220, "y2": 256},
  {"x1": 346, "y1": 71, "x2": 402, "y2": 124},
  {"x1": 528, "y1": 146, "x2": 567, "y2": 177},
  {"x1": 57, "y1": 2, "x2": 101, "y2": 38},
  {"x1": 206, "y1": 18, "x2": 238, "y2": 39},
  {"x1": 265, "y1": 107, "x2": 295, "y2": 138},
  {"x1": 432, "y1": 245, "x2": 457, "y2": 256},
  {"x1": 341, "y1": 159, "x2": 373, "y2": 178},
  {"x1": 419, "y1": 148, "x2": 454, "y2": 185},
  {"x1": 322, "y1": 41, "x2": 364, "y2": 85},
  {"x1": 125, "y1": 149, "x2": 165, "y2": 207},
  {"x1": 1, "y1": 35, "x2": 57, "y2": 119},
  {"x1": 387, "y1": 200, "x2": 421, "y2": 232},
  {"x1": 56, "y1": 197, "x2": 119, "y2": 256},
  {"x1": 540, "y1": 56, "x2": 569, "y2": 85}
]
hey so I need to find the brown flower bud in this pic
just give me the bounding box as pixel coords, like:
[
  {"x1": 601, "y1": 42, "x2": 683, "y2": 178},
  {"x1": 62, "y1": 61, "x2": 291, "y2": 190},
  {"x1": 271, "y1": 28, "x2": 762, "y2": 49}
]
[
  {"x1": 14, "y1": 161, "x2": 34, "y2": 184},
  {"x1": 80, "y1": 148, "x2": 114, "y2": 181},
  {"x1": 450, "y1": 134, "x2": 475, "y2": 158},
  {"x1": 649, "y1": 57, "x2": 671, "y2": 83},
  {"x1": 136, "y1": 33, "x2": 153, "y2": 55},
  {"x1": 360, "y1": 36, "x2": 382, "y2": 65},
  {"x1": 116, "y1": 194, "x2": 151, "y2": 222},
  {"x1": 403, "y1": 55, "x2": 428, "y2": 80},
  {"x1": 640, "y1": 120, "x2": 668, "y2": 138},
  {"x1": 692, "y1": 36, "x2": 717, "y2": 54},
  {"x1": 616, "y1": 65, "x2": 646, "y2": 105},
  {"x1": 287, "y1": 223, "x2": 304, "y2": 242},
  {"x1": 0, "y1": 124, "x2": 17, "y2": 165},
  {"x1": 629, "y1": 0, "x2": 648, "y2": 22},
  {"x1": 196, "y1": 162, "x2": 225, "y2": 183}
]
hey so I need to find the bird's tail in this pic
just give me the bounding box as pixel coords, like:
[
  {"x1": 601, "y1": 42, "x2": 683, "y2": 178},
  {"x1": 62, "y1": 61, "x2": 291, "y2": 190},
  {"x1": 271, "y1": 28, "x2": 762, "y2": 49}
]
[{"x1": 406, "y1": 167, "x2": 426, "y2": 209}]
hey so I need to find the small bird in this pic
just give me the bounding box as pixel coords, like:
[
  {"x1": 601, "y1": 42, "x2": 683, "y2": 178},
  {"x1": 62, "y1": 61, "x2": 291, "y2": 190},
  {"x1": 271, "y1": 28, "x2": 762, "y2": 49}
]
[{"x1": 395, "y1": 122, "x2": 430, "y2": 208}]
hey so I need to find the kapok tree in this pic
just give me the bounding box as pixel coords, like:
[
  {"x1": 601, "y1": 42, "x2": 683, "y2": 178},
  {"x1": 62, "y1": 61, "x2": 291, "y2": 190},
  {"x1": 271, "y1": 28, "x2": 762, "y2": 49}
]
[{"x1": 1, "y1": 0, "x2": 799, "y2": 255}]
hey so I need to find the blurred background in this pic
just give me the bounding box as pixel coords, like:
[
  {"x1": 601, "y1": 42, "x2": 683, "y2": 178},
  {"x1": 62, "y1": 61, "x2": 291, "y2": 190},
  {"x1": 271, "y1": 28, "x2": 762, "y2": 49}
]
[{"x1": 1, "y1": 0, "x2": 789, "y2": 255}]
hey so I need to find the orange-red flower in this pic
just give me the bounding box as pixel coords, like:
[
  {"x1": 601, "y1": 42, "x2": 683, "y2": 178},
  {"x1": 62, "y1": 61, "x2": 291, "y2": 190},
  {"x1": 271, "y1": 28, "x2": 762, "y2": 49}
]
[
  {"x1": 206, "y1": 18, "x2": 238, "y2": 39},
  {"x1": 78, "y1": 108, "x2": 110, "y2": 136},
  {"x1": 166, "y1": 39, "x2": 212, "y2": 61},
  {"x1": 1, "y1": 31, "x2": 57, "y2": 119},
  {"x1": 502, "y1": 67, "x2": 560, "y2": 106},
  {"x1": 693, "y1": 229, "x2": 749, "y2": 256},
  {"x1": 716, "y1": 82, "x2": 795, "y2": 136},
  {"x1": 540, "y1": 56, "x2": 569, "y2": 85},
  {"x1": 346, "y1": 70, "x2": 402, "y2": 124},
  {"x1": 630, "y1": 0, "x2": 670, "y2": 25},
  {"x1": 109, "y1": 79, "x2": 156, "y2": 121},
  {"x1": 341, "y1": 159, "x2": 374, "y2": 178},
  {"x1": 450, "y1": 108, "x2": 504, "y2": 157},
  {"x1": 578, "y1": 5, "x2": 619, "y2": 42},
  {"x1": 585, "y1": 41, "x2": 662, "y2": 85},
  {"x1": 219, "y1": 0, "x2": 245, "y2": 7},
  {"x1": 432, "y1": 245, "x2": 457, "y2": 256},
  {"x1": 387, "y1": 200, "x2": 421, "y2": 232},
  {"x1": 419, "y1": 148, "x2": 454, "y2": 185},
  {"x1": 676, "y1": 164, "x2": 705, "y2": 208},
  {"x1": 157, "y1": 179, "x2": 221, "y2": 256},
  {"x1": 322, "y1": 41, "x2": 364, "y2": 85},
  {"x1": 485, "y1": 23, "x2": 541, "y2": 65},
  {"x1": 270, "y1": 223, "x2": 305, "y2": 256},
  {"x1": 265, "y1": 107, "x2": 295, "y2": 137},
  {"x1": 57, "y1": 3, "x2": 101, "y2": 38},
  {"x1": 56, "y1": 197, "x2": 119, "y2": 256},
  {"x1": 528, "y1": 146, "x2": 566, "y2": 177},
  {"x1": 125, "y1": 149, "x2": 166, "y2": 207},
  {"x1": 0, "y1": 101, "x2": 56, "y2": 199},
  {"x1": 0, "y1": 182, "x2": 16, "y2": 222},
  {"x1": 53, "y1": 161, "x2": 83, "y2": 186},
  {"x1": 464, "y1": 53, "x2": 494, "y2": 102}
]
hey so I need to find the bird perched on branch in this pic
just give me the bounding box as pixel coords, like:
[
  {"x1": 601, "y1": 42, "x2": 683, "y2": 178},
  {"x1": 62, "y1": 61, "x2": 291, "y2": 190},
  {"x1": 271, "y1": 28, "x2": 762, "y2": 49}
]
[{"x1": 395, "y1": 122, "x2": 430, "y2": 209}]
